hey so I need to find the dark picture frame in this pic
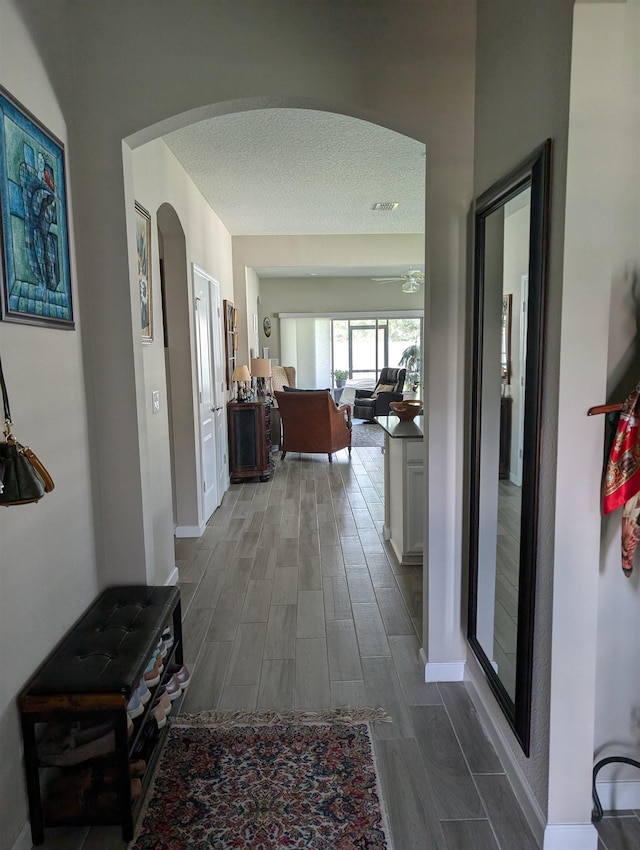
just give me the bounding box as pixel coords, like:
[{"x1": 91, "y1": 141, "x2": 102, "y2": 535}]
[
  {"x1": 224, "y1": 299, "x2": 237, "y2": 388},
  {"x1": 0, "y1": 85, "x2": 74, "y2": 329},
  {"x1": 135, "y1": 201, "x2": 152, "y2": 343},
  {"x1": 501, "y1": 293, "x2": 512, "y2": 385}
]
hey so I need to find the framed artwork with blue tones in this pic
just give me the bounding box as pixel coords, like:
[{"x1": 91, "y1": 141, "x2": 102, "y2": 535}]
[{"x1": 0, "y1": 86, "x2": 74, "y2": 329}]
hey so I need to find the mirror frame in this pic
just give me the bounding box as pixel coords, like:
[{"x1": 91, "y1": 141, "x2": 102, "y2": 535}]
[{"x1": 467, "y1": 139, "x2": 551, "y2": 755}]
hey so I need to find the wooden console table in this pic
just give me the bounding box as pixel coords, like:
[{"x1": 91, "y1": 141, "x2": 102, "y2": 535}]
[{"x1": 227, "y1": 401, "x2": 274, "y2": 482}]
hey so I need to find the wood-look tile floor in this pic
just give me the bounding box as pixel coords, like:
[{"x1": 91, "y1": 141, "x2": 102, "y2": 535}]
[{"x1": 31, "y1": 447, "x2": 550, "y2": 849}]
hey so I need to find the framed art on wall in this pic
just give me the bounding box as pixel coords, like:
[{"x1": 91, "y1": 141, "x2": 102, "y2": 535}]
[
  {"x1": 224, "y1": 299, "x2": 236, "y2": 388},
  {"x1": 0, "y1": 85, "x2": 74, "y2": 328},
  {"x1": 135, "y1": 201, "x2": 152, "y2": 343}
]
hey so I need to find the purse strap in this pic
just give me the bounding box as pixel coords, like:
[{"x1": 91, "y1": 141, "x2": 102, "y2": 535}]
[{"x1": 0, "y1": 355, "x2": 15, "y2": 441}]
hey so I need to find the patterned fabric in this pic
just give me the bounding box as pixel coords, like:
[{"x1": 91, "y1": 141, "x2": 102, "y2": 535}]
[
  {"x1": 603, "y1": 380, "x2": 640, "y2": 574},
  {"x1": 132, "y1": 722, "x2": 391, "y2": 849},
  {"x1": 603, "y1": 381, "x2": 640, "y2": 514},
  {"x1": 271, "y1": 366, "x2": 296, "y2": 394}
]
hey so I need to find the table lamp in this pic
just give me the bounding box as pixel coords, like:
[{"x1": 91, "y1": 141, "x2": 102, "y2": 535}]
[
  {"x1": 232, "y1": 364, "x2": 251, "y2": 402},
  {"x1": 250, "y1": 357, "x2": 272, "y2": 398}
]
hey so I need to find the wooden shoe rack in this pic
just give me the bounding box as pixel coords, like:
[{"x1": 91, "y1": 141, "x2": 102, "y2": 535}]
[{"x1": 18, "y1": 585, "x2": 183, "y2": 845}]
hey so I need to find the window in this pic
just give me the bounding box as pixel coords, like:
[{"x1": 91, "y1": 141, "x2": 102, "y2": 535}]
[{"x1": 332, "y1": 317, "x2": 422, "y2": 388}]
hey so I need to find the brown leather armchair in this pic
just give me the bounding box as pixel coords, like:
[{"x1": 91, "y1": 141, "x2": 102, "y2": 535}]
[{"x1": 274, "y1": 390, "x2": 352, "y2": 462}]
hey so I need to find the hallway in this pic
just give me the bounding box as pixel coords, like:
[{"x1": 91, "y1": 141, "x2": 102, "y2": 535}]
[
  {"x1": 29, "y1": 444, "x2": 640, "y2": 849},
  {"x1": 31, "y1": 446, "x2": 545, "y2": 849},
  {"x1": 173, "y1": 445, "x2": 538, "y2": 850}
]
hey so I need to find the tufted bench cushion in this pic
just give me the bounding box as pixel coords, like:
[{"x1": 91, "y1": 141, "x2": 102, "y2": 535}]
[{"x1": 20, "y1": 585, "x2": 180, "y2": 703}]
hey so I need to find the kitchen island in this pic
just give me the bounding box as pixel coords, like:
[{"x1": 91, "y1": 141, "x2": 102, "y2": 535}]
[{"x1": 376, "y1": 415, "x2": 424, "y2": 566}]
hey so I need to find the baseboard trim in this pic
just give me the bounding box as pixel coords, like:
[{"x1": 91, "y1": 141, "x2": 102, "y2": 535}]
[
  {"x1": 423, "y1": 658, "x2": 465, "y2": 682},
  {"x1": 175, "y1": 522, "x2": 206, "y2": 538},
  {"x1": 164, "y1": 566, "x2": 179, "y2": 586},
  {"x1": 595, "y1": 778, "x2": 640, "y2": 812},
  {"x1": 542, "y1": 823, "x2": 599, "y2": 850}
]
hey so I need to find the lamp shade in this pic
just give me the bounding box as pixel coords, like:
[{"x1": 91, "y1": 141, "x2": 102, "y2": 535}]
[
  {"x1": 250, "y1": 358, "x2": 272, "y2": 378},
  {"x1": 232, "y1": 364, "x2": 251, "y2": 383}
]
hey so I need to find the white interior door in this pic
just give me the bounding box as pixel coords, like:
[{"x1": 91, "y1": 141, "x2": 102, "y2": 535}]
[
  {"x1": 209, "y1": 277, "x2": 227, "y2": 500},
  {"x1": 193, "y1": 266, "x2": 225, "y2": 522}
]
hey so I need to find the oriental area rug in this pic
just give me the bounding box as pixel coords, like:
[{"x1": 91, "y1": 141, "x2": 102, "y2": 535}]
[
  {"x1": 131, "y1": 708, "x2": 393, "y2": 850},
  {"x1": 350, "y1": 421, "x2": 385, "y2": 448}
]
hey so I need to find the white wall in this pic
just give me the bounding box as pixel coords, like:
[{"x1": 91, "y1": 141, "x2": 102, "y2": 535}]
[
  {"x1": 131, "y1": 138, "x2": 234, "y2": 567},
  {"x1": 0, "y1": 2, "x2": 98, "y2": 843},
  {"x1": 472, "y1": 0, "x2": 575, "y2": 836},
  {"x1": 259, "y1": 270, "x2": 423, "y2": 364},
  {"x1": 568, "y1": 0, "x2": 640, "y2": 813},
  {"x1": 233, "y1": 233, "x2": 425, "y2": 361}
]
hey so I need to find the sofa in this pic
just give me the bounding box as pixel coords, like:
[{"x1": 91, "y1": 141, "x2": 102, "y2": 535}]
[{"x1": 274, "y1": 390, "x2": 352, "y2": 462}]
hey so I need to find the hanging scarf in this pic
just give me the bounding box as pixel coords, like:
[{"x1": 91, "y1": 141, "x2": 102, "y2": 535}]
[{"x1": 603, "y1": 380, "x2": 640, "y2": 575}]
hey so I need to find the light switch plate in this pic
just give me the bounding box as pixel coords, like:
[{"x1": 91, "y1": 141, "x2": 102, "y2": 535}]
[{"x1": 152, "y1": 390, "x2": 160, "y2": 413}]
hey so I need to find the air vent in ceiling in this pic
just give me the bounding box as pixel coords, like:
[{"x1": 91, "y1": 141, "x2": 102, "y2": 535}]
[{"x1": 371, "y1": 202, "x2": 399, "y2": 212}]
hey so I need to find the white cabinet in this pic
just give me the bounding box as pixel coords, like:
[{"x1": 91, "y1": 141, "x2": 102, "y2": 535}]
[{"x1": 378, "y1": 416, "x2": 424, "y2": 566}]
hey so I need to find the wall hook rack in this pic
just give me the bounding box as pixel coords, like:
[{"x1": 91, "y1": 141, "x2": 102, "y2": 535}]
[{"x1": 587, "y1": 403, "x2": 623, "y2": 417}]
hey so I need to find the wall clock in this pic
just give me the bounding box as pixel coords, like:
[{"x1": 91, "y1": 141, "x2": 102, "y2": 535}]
[{"x1": 263, "y1": 317, "x2": 271, "y2": 337}]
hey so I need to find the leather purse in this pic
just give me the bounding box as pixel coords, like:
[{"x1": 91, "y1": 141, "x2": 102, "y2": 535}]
[{"x1": 0, "y1": 356, "x2": 54, "y2": 506}]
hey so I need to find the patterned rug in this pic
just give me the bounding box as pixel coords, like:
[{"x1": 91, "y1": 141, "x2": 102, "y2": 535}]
[
  {"x1": 132, "y1": 708, "x2": 393, "y2": 850},
  {"x1": 351, "y1": 421, "x2": 385, "y2": 448}
]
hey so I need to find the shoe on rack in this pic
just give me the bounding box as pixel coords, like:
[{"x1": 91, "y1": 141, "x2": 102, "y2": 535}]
[
  {"x1": 152, "y1": 690, "x2": 171, "y2": 717},
  {"x1": 126, "y1": 692, "x2": 144, "y2": 720},
  {"x1": 134, "y1": 678, "x2": 151, "y2": 705},
  {"x1": 38, "y1": 720, "x2": 116, "y2": 767},
  {"x1": 129, "y1": 758, "x2": 146, "y2": 778},
  {"x1": 131, "y1": 718, "x2": 160, "y2": 763},
  {"x1": 143, "y1": 656, "x2": 161, "y2": 687},
  {"x1": 164, "y1": 663, "x2": 191, "y2": 689},
  {"x1": 161, "y1": 626, "x2": 174, "y2": 652},
  {"x1": 151, "y1": 647, "x2": 164, "y2": 673},
  {"x1": 46, "y1": 764, "x2": 94, "y2": 797},
  {"x1": 151, "y1": 702, "x2": 167, "y2": 729},
  {"x1": 158, "y1": 674, "x2": 182, "y2": 702}
]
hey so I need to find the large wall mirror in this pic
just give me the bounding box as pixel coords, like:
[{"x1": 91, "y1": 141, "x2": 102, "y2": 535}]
[{"x1": 467, "y1": 140, "x2": 551, "y2": 755}]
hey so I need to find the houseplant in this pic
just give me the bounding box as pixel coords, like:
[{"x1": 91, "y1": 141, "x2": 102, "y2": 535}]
[
  {"x1": 333, "y1": 369, "x2": 349, "y2": 388},
  {"x1": 398, "y1": 344, "x2": 421, "y2": 392}
]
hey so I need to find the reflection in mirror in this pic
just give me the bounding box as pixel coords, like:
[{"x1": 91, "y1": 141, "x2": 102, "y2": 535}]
[{"x1": 468, "y1": 141, "x2": 551, "y2": 755}]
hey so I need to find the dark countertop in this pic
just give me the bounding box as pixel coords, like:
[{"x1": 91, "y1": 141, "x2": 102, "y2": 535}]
[{"x1": 375, "y1": 415, "x2": 424, "y2": 439}]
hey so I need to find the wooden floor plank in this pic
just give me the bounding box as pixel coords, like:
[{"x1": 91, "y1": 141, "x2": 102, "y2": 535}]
[
  {"x1": 441, "y1": 820, "x2": 500, "y2": 850},
  {"x1": 375, "y1": 737, "x2": 447, "y2": 850},
  {"x1": 438, "y1": 682, "x2": 503, "y2": 775},
  {"x1": 475, "y1": 774, "x2": 539, "y2": 850},
  {"x1": 410, "y1": 704, "x2": 486, "y2": 820}
]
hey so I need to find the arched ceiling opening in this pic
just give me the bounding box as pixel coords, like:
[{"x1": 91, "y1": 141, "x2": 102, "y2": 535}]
[{"x1": 160, "y1": 107, "x2": 425, "y2": 280}]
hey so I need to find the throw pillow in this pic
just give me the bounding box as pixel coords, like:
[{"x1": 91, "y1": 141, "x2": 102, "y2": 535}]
[{"x1": 371, "y1": 383, "x2": 396, "y2": 398}]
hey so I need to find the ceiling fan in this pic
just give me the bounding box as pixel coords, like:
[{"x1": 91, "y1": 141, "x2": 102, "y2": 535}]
[{"x1": 372, "y1": 269, "x2": 424, "y2": 293}]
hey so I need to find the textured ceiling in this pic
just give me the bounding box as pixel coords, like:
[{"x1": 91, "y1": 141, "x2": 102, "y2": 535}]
[{"x1": 163, "y1": 109, "x2": 426, "y2": 241}]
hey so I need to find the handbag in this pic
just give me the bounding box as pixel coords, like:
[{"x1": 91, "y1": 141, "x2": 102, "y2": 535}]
[{"x1": 0, "y1": 356, "x2": 54, "y2": 506}]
